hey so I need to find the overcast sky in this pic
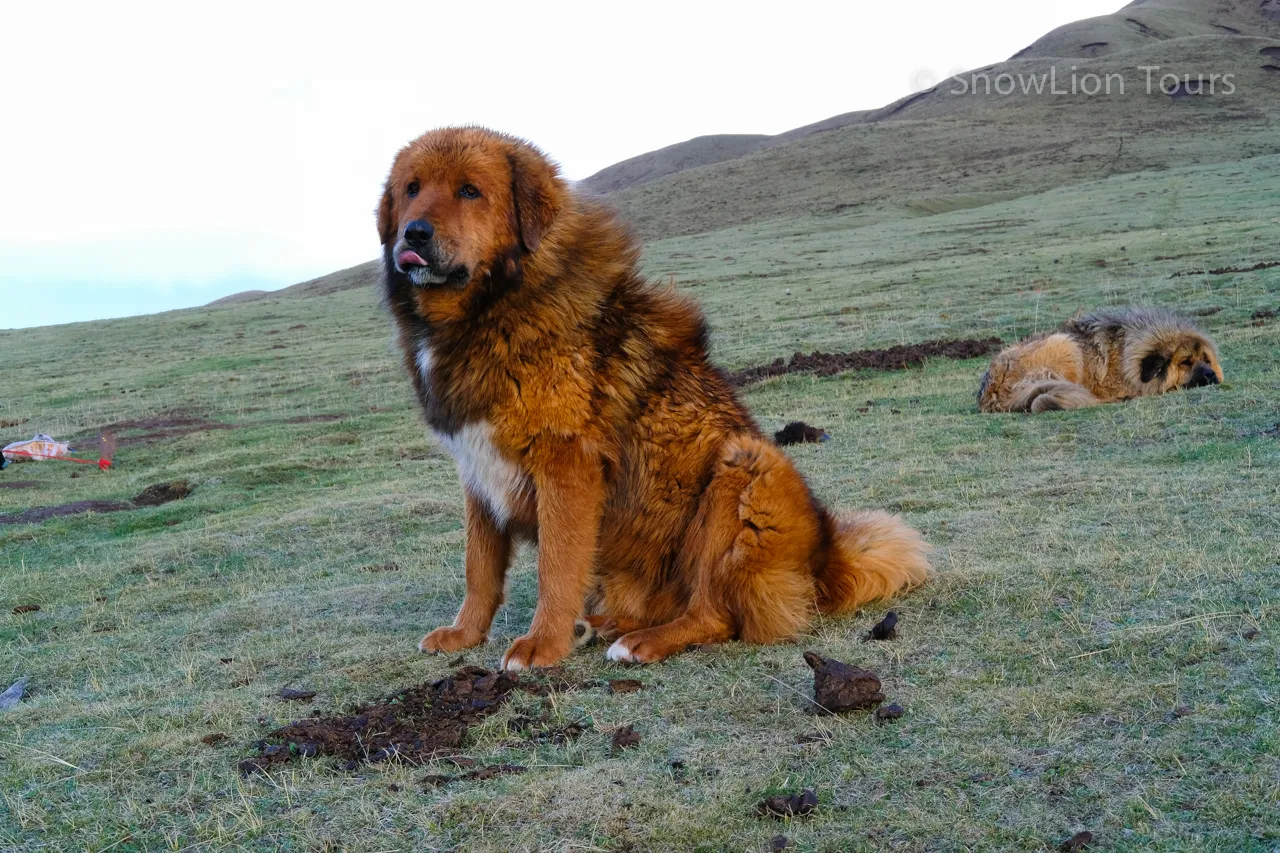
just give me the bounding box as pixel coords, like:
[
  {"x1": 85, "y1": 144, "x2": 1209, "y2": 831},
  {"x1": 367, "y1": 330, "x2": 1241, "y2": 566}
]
[{"x1": 0, "y1": 0, "x2": 1123, "y2": 329}]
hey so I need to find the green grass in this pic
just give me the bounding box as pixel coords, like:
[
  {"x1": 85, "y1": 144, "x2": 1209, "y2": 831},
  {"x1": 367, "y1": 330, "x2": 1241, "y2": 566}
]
[{"x1": 2, "y1": 154, "x2": 1278, "y2": 852}]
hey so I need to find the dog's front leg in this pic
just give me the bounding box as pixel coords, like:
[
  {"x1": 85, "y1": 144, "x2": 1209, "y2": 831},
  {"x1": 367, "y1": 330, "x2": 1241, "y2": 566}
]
[
  {"x1": 419, "y1": 493, "x2": 512, "y2": 653},
  {"x1": 501, "y1": 438, "x2": 603, "y2": 671}
]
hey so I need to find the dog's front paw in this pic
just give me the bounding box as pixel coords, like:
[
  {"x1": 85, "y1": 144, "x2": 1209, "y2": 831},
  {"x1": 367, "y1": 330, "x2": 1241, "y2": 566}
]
[
  {"x1": 605, "y1": 629, "x2": 674, "y2": 665},
  {"x1": 500, "y1": 633, "x2": 572, "y2": 671},
  {"x1": 419, "y1": 625, "x2": 487, "y2": 654}
]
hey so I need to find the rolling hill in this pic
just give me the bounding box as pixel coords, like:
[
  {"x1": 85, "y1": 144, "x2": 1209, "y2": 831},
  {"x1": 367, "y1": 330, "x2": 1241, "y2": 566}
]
[{"x1": 212, "y1": 0, "x2": 1280, "y2": 309}]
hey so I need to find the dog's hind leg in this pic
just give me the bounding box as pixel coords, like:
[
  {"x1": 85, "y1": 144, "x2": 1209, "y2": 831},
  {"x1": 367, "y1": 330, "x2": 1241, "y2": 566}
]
[
  {"x1": 605, "y1": 436, "x2": 819, "y2": 664},
  {"x1": 1009, "y1": 378, "x2": 1101, "y2": 413}
]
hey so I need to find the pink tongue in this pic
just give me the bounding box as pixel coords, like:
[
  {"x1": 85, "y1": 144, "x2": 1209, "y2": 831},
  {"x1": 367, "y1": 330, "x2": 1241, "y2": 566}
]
[{"x1": 398, "y1": 250, "x2": 426, "y2": 267}]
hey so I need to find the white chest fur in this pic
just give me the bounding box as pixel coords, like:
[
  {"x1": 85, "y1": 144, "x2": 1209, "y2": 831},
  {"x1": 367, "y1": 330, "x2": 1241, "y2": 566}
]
[{"x1": 418, "y1": 344, "x2": 530, "y2": 527}]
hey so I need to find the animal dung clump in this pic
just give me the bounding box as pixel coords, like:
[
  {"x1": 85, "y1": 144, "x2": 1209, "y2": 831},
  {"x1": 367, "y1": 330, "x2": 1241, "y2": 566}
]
[
  {"x1": 1060, "y1": 831, "x2": 1094, "y2": 851},
  {"x1": 607, "y1": 679, "x2": 644, "y2": 694},
  {"x1": 757, "y1": 789, "x2": 819, "y2": 820},
  {"x1": 875, "y1": 703, "x2": 905, "y2": 722},
  {"x1": 773, "y1": 422, "x2": 830, "y2": 446},
  {"x1": 803, "y1": 651, "x2": 885, "y2": 713},
  {"x1": 610, "y1": 724, "x2": 642, "y2": 753},
  {"x1": 865, "y1": 611, "x2": 898, "y2": 641}
]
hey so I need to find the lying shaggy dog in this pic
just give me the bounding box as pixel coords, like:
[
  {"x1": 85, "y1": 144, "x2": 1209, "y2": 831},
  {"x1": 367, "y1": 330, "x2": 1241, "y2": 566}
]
[
  {"x1": 377, "y1": 127, "x2": 930, "y2": 670},
  {"x1": 979, "y1": 307, "x2": 1223, "y2": 413}
]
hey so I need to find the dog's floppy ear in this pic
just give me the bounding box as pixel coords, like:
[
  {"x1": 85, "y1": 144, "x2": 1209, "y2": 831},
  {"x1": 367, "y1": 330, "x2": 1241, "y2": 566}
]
[
  {"x1": 507, "y1": 144, "x2": 563, "y2": 253},
  {"x1": 1140, "y1": 350, "x2": 1171, "y2": 384},
  {"x1": 377, "y1": 187, "x2": 395, "y2": 246}
]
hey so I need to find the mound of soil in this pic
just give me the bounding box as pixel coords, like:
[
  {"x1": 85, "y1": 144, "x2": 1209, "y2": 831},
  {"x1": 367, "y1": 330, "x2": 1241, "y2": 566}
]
[
  {"x1": 132, "y1": 480, "x2": 193, "y2": 507},
  {"x1": 1171, "y1": 260, "x2": 1279, "y2": 278},
  {"x1": 240, "y1": 666, "x2": 518, "y2": 774},
  {"x1": 774, "y1": 422, "x2": 830, "y2": 446},
  {"x1": 730, "y1": 337, "x2": 1002, "y2": 386}
]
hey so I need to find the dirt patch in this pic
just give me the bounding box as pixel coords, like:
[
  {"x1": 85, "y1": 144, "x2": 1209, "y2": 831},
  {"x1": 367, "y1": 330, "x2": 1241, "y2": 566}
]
[
  {"x1": 1171, "y1": 261, "x2": 1279, "y2": 278},
  {"x1": 0, "y1": 500, "x2": 133, "y2": 525},
  {"x1": 0, "y1": 481, "x2": 40, "y2": 490},
  {"x1": 423, "y1": 763, "x2": 527, "y2": 787},
  {"x1": 240, "y1": 666, "x2": 518, "y2": 774},
  {"x1": 132, "y1": 480, "x2": 193, "y2": 507},
  {"x1": 1189, "y1": 306, "x2": 1224, "y2": 317},
  {"x1": 279, "y1": 688, "x2": 318, "y2": 702},
  {"x1": 11, "y1": 604, "x2": 41, "y2": 615},
  {"x1": 0, "y1": 418, "x2": 28, "y2": 429},
  {"x1": 757, "y1": 789, "x2": 818, "y2": 820},
  {"x1": 804, "y1": 651, "x2": 885, "y2": 714},
  {"x1": 283, "y1": 414, "x2": 346, "y2": 424},
  {"x1": 774, "y1": 422, "x2": 830, "y2": 446},
  {"x1": 1, "y1": 479, "x2": 194, "y2": 525},
  {"x1": 95, "y1": 410, "x2": 238, "y2": 446},
  {"x1": 509, "y1": 717, "x2": 587, "y2": 746},
  {"x1": 201, "y1": 733, "x2": 228, "y2": 747},
  {"x1": 729, "y1": 337, "x2": 1002, "y2": 386}
]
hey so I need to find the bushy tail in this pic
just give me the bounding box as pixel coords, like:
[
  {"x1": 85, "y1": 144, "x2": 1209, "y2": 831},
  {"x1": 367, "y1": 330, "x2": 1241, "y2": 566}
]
[{"x1": 816, "y1": 510, "x2": 931, "y2": 614}]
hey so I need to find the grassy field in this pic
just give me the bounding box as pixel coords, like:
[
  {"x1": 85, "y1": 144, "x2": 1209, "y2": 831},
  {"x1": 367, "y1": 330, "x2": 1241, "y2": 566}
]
[{"x1": 2, "y1": 152, "x2": 1278, "y2": 851}]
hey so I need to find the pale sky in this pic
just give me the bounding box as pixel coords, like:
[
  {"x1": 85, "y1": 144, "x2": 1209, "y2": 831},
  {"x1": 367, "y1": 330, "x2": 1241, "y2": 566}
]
[{"x1": 0, "y1": 0, "x2": 1123, "y2": 329}]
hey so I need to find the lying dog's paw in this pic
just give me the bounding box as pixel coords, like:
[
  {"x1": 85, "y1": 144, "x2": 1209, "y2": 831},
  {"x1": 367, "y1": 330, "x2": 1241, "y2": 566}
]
[
  {"x1": 500, "y1": 633, "x2": 571, "y2": 671},
  {"x1": 419, "y1": 625, "x2": 487, "y2": 654}
]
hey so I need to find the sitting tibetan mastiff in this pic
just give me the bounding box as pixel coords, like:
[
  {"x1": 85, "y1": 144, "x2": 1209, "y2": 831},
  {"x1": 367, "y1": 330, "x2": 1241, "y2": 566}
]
[
  {"x1": 377, "y1": 127, "x2": 930, "y2": 670},
  {"x1": 979, "y1": 307, "x2": 1223, "y2": 413}
]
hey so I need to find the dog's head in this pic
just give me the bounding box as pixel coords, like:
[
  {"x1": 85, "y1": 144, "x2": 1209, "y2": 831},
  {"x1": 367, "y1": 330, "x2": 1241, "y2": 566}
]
[
  {"x1": 377, "y1": 127, "x2": 565, "y2": 290},
  {"x1": 1134, "y1": 328, "x2": 1223, "y2": 392}
]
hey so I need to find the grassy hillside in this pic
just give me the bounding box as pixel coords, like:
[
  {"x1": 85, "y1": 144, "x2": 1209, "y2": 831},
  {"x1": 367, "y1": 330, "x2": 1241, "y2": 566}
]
[
  {"x1": 2, "y1": 146, "x2": 1278, "y2": 851},
  {"x1": 584, "y1": 0, "x2": 1280, "y2": 236}
]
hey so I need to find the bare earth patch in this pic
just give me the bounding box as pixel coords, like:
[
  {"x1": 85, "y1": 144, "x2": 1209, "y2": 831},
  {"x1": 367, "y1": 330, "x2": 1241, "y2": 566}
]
[
  {"x1": 1170, "y1": 260, "x2": 1279, "y2": 278},
  {"x1": 729, "y1": 337, "x2": 1002, "y2": 386},
  {"x1": 0, "y1": 480, "x2": 193, "y2": 525},
  {"x1": 240, "y1": 666, "x2": 519, "y2": 774}
]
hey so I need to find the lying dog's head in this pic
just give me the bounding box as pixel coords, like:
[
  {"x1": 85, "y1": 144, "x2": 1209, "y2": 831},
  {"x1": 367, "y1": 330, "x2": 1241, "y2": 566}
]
[
  {"x1": 377, "y1": 127, "x2": 565, "y2": 289},
  {"x1": 1135, "y1": 328, "x2": 1223, "y2": 391}
]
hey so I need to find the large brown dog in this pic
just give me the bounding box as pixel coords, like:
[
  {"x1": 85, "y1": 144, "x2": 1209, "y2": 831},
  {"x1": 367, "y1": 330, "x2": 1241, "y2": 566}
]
[
  {"x1": 978, "y1": 307, "x2": 1223, "y2": 413},
  {"x1": 378, "y1": 127, "x2": 929, "y2": 670}
]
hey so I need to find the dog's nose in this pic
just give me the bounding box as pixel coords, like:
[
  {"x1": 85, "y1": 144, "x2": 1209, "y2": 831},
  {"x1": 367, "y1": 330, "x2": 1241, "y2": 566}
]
[
  {"x1": 403, "y1": 219, "x2": 434, "y2": 248},
  {"x1": 1187, "y1": 364, "x2": 1219, "y2": 388}
]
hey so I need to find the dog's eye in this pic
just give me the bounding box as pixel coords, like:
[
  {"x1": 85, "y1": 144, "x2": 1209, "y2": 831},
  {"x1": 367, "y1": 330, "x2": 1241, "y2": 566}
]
[
  {"x1": 459, "y1": 184, "x2": 481, "y2": 200},
  {"x1": 1181, "y1": 359, "x2": 1194, "y2": 368},
  {"x1": 406, "y1": 181, "x2": 419, "y2": 198}
]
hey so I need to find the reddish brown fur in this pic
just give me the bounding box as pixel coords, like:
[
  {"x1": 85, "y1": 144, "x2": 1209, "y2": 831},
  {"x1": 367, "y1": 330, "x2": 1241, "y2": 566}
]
[
  {"x1": 378, "y1": 127, "x2": 930, "y2": 669},
  {"x1": 979, "y1": 307, "x2": 1223, "y2": 414}
]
